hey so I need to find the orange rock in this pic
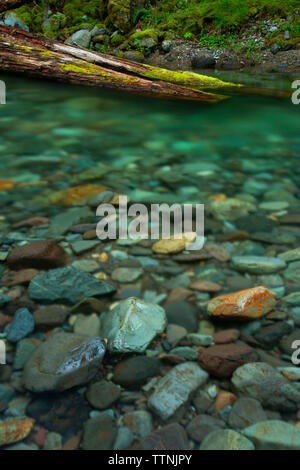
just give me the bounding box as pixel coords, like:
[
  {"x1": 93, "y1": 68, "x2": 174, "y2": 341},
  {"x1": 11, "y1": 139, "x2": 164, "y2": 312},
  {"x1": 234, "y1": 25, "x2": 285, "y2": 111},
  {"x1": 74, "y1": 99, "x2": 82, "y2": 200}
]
[
  {"x1": 296, "y1": 422, "x2": 300, "y2": 429},
  {"x1": 99, "y1": 252, "x2": 109, "y2": 262},
  {"x1": 152, "y1": 233, "x2": 196, "y2": 254},
  {"x1": 207, "y1": 286, "x2": 276, "y2": 321},
  {"x1": 0, "y1": 180, "x2": 15, "y2": 191},
  {"x1": 0, "y1": 418, "x2": 34, "y2": 447},
  {"x1": 215, "y1": 391, "x2": 237, "y2": 412},
  {"x1": 3, "y1": 268, "x2": 40, "y2": 287},
  {"x1": 51, "y1": 185, "x2": 106, "y2": 206},
  {"x1": 166, "y1": 287, "x2": 193, "y2": 303},
  {"x1": 209, "y1": 194, "x2": 227, "y2": 201}
]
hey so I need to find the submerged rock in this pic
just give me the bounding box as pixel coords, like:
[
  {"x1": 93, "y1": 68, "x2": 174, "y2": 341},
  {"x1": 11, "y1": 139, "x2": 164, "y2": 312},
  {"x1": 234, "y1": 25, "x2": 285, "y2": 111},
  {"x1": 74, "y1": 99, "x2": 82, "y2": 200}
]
[
  {"x1": 242, "y1": 420, "x2": 300, "y2": 450},
  {"x1": 148, "y1": 362, "x2": 208, "y2": 421},
  {"x1": 198, "y1": 344, "x2": 259, "y2": 378},
  {"x1": 23, "y1": 332, "x2": 106, "y2": 393},
  {"x1": 101, "y1": 297, "x2": 167, "y2": 353},
  {"x1": 136, "y1": 423, "x2": 190, "y2": 450},
  {"x1": 0, "y1": 418, "x2": 34, "y2": 447},
  {"x1": 200, "y1": 429, "x2": 255, "y2": 450},
  {"x1": 207, "y1": 286, "x2": 276, "y2": 321},
  {"x1": 5, "y1": 308, "x2": 35, "y2": 343},
  {"x1": 113, "y1": 356, "x2": 161, "y2": 388},
  {"x1": 82, "y1": 413, "x2": 117, "y2": 450},
  {"x1": 232, "y1": 362, "x2": 300, "y2": 411},
  {"x1": 232, "y1": 256, "x2": 286, "y2": 274},
  {"x1": 28, "y1": 266, "x2": 115, "y2": 304},
  {"x1": 7, "y1": 241, "x2": 68, "y2": 270}
]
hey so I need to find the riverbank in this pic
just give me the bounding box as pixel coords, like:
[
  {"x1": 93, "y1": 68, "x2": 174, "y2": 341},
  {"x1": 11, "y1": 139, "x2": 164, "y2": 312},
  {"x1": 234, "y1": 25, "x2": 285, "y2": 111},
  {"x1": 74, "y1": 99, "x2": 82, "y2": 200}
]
[{"x1": 0, "y1": 0, "x2": 299, "y2": 74}]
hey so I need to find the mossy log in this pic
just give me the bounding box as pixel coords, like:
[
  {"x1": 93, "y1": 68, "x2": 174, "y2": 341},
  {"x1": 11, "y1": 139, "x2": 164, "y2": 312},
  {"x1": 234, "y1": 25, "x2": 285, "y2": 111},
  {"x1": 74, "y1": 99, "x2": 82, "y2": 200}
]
[
  {"x1": 0, "y1": 25, "x2": 290, "y2": 101},
  {"x1": 0, "y1": 26, "x2": 233, "y2": 103}
]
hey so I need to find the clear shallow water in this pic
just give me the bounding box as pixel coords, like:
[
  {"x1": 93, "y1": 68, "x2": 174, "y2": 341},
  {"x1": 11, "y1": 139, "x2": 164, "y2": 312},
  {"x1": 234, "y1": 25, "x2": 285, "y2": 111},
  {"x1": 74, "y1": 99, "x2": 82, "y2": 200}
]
[{"x1": 0, "y1": 72, "x2": 299, "y2": 211}]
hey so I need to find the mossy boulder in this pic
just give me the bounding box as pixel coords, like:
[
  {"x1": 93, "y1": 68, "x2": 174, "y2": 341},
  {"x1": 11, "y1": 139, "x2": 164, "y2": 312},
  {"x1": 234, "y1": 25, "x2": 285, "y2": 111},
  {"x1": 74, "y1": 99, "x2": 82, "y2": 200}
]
[
  {"x1": 107, "y1": 0, "x2": 131, "y2": 33},
  {"x1": 110, "y1": 33, "x2": 125, "y2": 47},
  {"x1": 120, "y1": 50, "x2": 145, "y2": 63},
  {"x1": 130, "y1": 29, "x2": 159, "y2": 48}
]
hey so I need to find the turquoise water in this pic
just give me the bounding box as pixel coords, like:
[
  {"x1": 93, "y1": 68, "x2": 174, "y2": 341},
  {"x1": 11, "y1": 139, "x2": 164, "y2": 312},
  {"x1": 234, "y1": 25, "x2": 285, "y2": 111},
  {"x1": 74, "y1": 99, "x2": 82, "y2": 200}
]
[{"x1": 0, "y1": 72, "x2": 299, "y2": 209}]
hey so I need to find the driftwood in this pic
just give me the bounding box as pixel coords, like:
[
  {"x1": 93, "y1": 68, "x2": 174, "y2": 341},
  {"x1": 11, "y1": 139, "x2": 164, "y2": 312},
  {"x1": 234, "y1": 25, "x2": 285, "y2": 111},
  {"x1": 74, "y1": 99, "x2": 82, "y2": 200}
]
[
  {"x1": 0, "y1": 0, "x2": 291, "y2": 102},
  {"x1": 0, "y1": 26, "x2": 237, "y2": 102}
]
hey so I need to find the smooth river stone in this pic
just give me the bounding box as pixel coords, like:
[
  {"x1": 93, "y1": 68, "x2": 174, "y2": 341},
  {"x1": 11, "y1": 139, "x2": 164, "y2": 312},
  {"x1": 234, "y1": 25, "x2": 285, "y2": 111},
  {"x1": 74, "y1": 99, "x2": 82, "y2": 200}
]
[
  {"x1": 231, "y1": 362, "x2": 300, "y2": 411},
  {"x1": 6, "y1": 241, "x2": 67, "y2": 270},
  {"x1": 148, "y1": 362, "x2": 208, "y2": 421},
  {"x1": 200, "y1": 429, "x2": 255, "y2": 450},
  {"x1": 101, "y1": 297, "x2": 167, "y2": 353},
  {"x1": 28, "y1": 266, "x2": 115, "y2": 304},
  {"x1": 23, "y1": 332, "x2": 106, "y2": 392},
  {"x1": 232, "y1": 256, "x2": 286, "y2": 274},
  {"x1": 207, "y1": 286, "x2": 276, "y2": 321},
  {"x1": 242, "y1": 420, "x2": 300, "y2": 450}
]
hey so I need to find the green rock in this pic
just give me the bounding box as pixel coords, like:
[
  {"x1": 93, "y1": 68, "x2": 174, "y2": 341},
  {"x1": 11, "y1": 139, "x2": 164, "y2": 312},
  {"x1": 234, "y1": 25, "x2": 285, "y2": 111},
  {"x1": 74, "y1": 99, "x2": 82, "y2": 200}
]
[
  {"x1": 71, "y1": 240, "x2": 100, "y2": 254},
  {"x1": 28, "y1": 266, "x2": 115, "y2": 304},
  {"x1": 23, "y1": 332, "x2": 106, "y2": 393},
  {"x1": 42, "y1": 207, "x2": 93, "y2": 238},
  {"x1": 170, "y1": 346, "x2": 198, "y2": 360},
  {"x1": 232, "y1": 255, "x2": 286, "y2": 274},
  {"x1": 148, "y1": 362, "x2": 208, "y2": 421},
  {"x1": 101, "y1": 297, "x2": 166, "y2": 353},
  {"x1": 232, "y1": 362, "x2": 300, "y2": 411},
  {"x1": 200, "y1": 429, "x2": 255, "y2": 450},
  {"x1": 242, "y1": 420, "x2": 300, "y2": 450},
  {"x1": 83, "y1": 414, "x2": 117, "y2": 450}
]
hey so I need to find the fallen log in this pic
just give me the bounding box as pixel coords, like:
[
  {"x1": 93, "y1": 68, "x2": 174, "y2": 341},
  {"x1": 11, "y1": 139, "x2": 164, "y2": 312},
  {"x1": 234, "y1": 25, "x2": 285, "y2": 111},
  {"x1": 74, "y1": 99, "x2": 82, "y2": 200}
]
[
  {"x1": 0, "y1": 25, "x2": 291, "y2": 101},
  {"x1": 0, "y1": 26, "x2": 233, "y2": 103}
]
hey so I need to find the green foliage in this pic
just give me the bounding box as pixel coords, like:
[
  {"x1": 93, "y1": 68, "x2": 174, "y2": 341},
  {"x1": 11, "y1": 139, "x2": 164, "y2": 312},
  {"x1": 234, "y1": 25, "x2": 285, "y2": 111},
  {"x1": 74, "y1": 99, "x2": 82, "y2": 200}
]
[
  {"x1": 184, "y1": 32, "x2": 192, "y2": 40},
  {"x1": 143, "y1": 0, "x2": 299, "y2": 36}
]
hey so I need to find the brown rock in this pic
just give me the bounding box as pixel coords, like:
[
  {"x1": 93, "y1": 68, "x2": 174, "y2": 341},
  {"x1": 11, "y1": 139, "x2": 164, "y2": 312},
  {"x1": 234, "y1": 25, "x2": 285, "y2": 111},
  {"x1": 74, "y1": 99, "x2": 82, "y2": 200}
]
[
  {"x1": 3, "y1": 268, "x2": 40, "y2": 286},
  {"x1": 0, "y1": 312, "x2": 12, "y2": 331},
  {"x1": 83, "y1": 230, "x2": 97, "y2": 240},
  {"x1": 213, "y1": 329, "x2": 240, "y2": 344},
  {"x1": 205, "y1": 243, "x2": 231, "y2": 262},
  {"x1": 136, "y1": 423, "x2": 190, "y2": 450},
  {"x1": 186, "y1": 414, "x2": 226, "y2": 443},
  {"x1": 190, "y1": 280, "x2": 222, "y2": 293},
  {"x1": 198, "y1": 343, "x2": 259, "y2": 378},
  {"x1": 207, "y1": 286, "x2": 276, "y2": 321},
  {"x1": 7, "y1": 241, "x2": 68, "y2": 270},
  {"x1": 62, "y1": 434, "x2": 81, "y2": 450},
  {"x1": 34, "y1": 305, "x2": 69, "y2": 328},
  {"x1": 215, "y1": 391, "x2": 237, "y2": 411},
  {"x1": 13, "y1": 217, "x2": 50, "y2": 228},
  {"x1": 166, "y1": 288, "x2": 193, "y2": 303}
]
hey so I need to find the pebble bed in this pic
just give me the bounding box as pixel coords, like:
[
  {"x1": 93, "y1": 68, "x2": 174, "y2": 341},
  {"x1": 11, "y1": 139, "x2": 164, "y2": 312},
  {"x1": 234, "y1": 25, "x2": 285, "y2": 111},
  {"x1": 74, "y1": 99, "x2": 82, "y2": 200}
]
[{"x1": 0, "y1": 74, "x2": 299, "y2": 450}]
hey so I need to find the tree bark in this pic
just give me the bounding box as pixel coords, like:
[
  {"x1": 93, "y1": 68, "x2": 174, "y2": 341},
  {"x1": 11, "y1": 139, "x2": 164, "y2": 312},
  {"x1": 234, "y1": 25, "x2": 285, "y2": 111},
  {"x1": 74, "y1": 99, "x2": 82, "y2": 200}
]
[
  {"x1": 0, "y1": 0, "x2": 32, "y2": 13},
  {"x1": 0, "y1": 26, "x2": 230, "y2": 102}
]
